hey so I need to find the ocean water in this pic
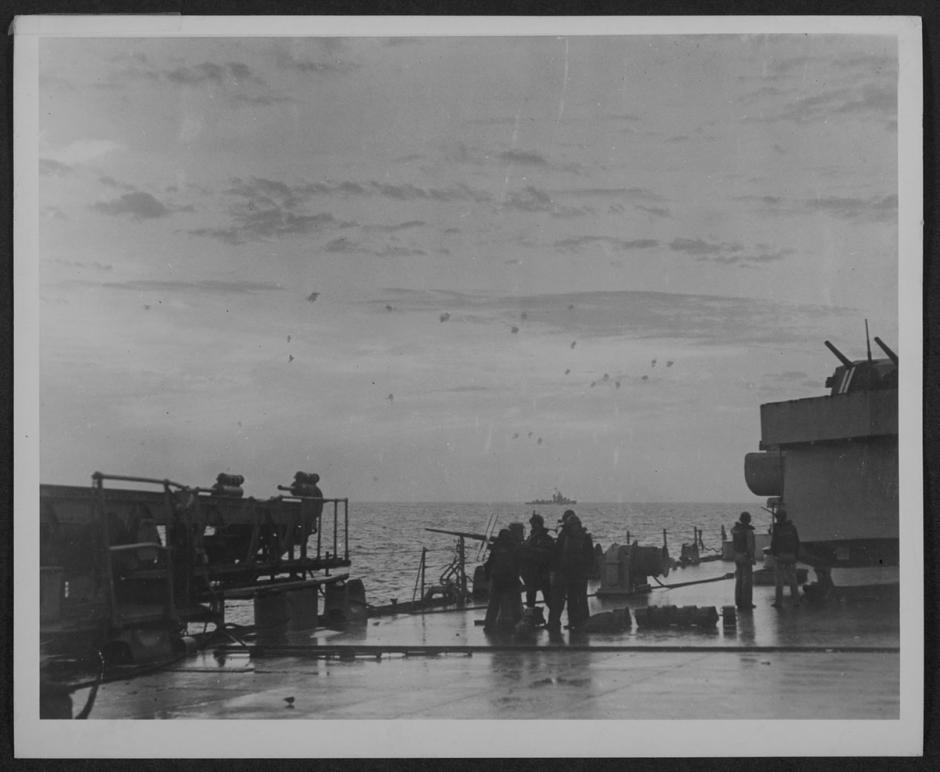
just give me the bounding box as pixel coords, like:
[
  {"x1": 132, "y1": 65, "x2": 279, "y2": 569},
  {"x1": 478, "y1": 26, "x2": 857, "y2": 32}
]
[
  {"x1": 345, "y1": 501, "x2": 764, "y2": 605},
  {"x1": 219, "y1": 500, "x2": 762, "y2": 625}
]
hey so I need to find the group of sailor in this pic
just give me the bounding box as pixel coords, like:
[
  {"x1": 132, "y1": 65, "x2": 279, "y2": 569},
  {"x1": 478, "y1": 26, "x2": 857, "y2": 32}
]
[
  {"x1": 731, "y1": 507, "x2": 801, "y2": 610},
  {"x1": 482, "y1": 509, "x2": 596, "y2": 633}
]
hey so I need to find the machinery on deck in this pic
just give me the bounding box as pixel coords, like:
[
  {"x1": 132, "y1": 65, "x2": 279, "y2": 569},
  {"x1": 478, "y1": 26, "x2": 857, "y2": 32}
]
[
  {"x1": 595, "y1": 539, "x2": 672, "y2": 597},
  {"x1": 40, "y1": 470, "x2": 353, "y2": 665}
]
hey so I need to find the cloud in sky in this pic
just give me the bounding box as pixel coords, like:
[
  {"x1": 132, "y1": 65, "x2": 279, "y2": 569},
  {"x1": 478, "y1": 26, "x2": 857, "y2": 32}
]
[
  {"x1": 739, "y1": 59, "x2": 897, "y2": 126},
  {"x1": 323, "y1": 236, "x2": 428, "y2": 258},
  {"x1": 52, "y1": 257, "x2": 112, "y2": 271},
  {"x1": 34, "y1": 32, "x2": 903, "y2": 501},
  {"x1": 504, "y1": 185, "x2": 586, "y2": 216},
  {"x1": 377, "y1": 245, "x2": 428, "y2": 257},
  {"x1": 605, "y1": 112, "x2": 642, "y2": 122},
  {"x1": 188, "y1": 170, "x2": 660, "y2": 244},
  {"x1": 368, "y1": 287, "x2": 851, "y2": 348},
  {"x1": 498, "y1": 149, "x2": 549, "y2": 166},
  {"x1": 636, "y1": 204, "x2": 671, "y2": 218},
  {"x1": 39, "y1": 158, "x2": 73, "y2": 177},
  {"x1": 554, "y1": 236, "x2": 659, "y2": 253},
  {"x1": 110, "y1": 56, "x2": 264, "y2": 88},
  {"x1": 92, "y1": 191, "x2": 173, "y2": 219},
  {"x1": 189, "y1": 175, "x2": 475, "y2": 245},
  {"x1": 41, "y1": 206, "x2": 69, "y2": 221},
  {"x1": 101, "y1": 54, "x2": 292, "y2": 107},
  {"x1": 740, "y1": 48, "x2": 896, "y2": 83},
  {"x1": 43, "y1": 138, "x2": 121, "y2": 165},
  {"x1": 99, "y1": 175, "x2": 135, "y2": 190},
  {"x1": 363, "y1": 220, "x2": 425, "y2": 233},
  {"x1": 670, "y1": 238, "x2": 741, "y2": 256},
  {"x1": 768, "y1": 84, "x2": 897, "y2": 124},
  {"x1": 705, "y1": 249, "x2": 794, "y2": 267},
  {"x1": 273, "y1": 45, "x2": 359, "y2": 74},
  {"x1": 811, "y1": 194, "x2": 898, "y2": 221},
  {"x1": 734, "y1": 192, "x2": 898, "y2": 222},
  {"x1": 192, "y1": 210, "x2": 344, "y2": 244},
  {"x1": 561, "y1": 186, "x2": 665, "y2": 202},
  {"x1": 465, "y1": 116, "x2": 518, "y2": 127},
  {"x1": 504, "y1": 185, "x2": 552, "y2": 212},
  {"x1": 728, "y1": 43, "x2": 897, "y2": 133},
  {"x1": 186, "y1": 176, "x2": 353, "y2": 243},
  {"x1": 165, "y1": 61, "x2": 260, "y2": 85},
  {"x1": 102, "y1": 278, "x2": 285, "y2": 295},
  {"x1": 261, "y1": 177, "x2": 491, "y2": 204},
  {"x1": 324, "y1": 236, "x2": 358, "y2": 253},
  {"x1": 667, "y1": 238, "x2": 795, "y2": 267},
  {"x1": 231, "y1": 92, "x2": 296, "y2": 106},
  {"x1": 738, "y1": 85, "x2": 787, "y2": 103},
  {"x1": 367, "y1": 181, "x2": 490, "y2": 203}
]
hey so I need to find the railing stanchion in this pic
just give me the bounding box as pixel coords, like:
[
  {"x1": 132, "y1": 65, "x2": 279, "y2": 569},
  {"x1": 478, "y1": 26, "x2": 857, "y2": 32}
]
[{"x1": 316, "y1": 506, "x2": 323, "y2": 562}]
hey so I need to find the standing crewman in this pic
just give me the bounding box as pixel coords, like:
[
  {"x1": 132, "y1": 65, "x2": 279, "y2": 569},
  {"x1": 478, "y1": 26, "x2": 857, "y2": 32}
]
[
  {"x1": 291, "y1": 471, "x2": 323, "y2": 550},
  {"x1": 547, "y1": 510, "x2": 574, "y2": 631},
  {"x1": 519, "y1": 512, "x2": 554, "y2": 610},
  {"x1": 566, "y1": 514, "x2": 595, "y2": 630},
  {"x1": 770, "y1": 507, "x2": 801, "y2": 608},
  {"x1": 547, "y1": 510, "x2": 594, "y2": 632},
  {"x1": 482, "y1": 529, "x2": 522, "y2": 632},
  {"x1": 731, "y1": 511, "x2": 756, "y2": 610}
]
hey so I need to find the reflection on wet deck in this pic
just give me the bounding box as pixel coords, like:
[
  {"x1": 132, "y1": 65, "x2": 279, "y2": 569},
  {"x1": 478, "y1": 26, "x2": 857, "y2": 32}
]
[
  {"x1": 88, "y1": 562, "x2": 899, "y2": 720},
  {"x1": 89, "y1": 647, "x2": 898, "y2": 720}
]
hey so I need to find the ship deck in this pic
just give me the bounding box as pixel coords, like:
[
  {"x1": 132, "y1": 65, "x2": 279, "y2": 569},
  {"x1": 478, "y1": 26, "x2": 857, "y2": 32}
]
[{"x1": 80, "y1": 561, "x2": 902, "y2": 728}]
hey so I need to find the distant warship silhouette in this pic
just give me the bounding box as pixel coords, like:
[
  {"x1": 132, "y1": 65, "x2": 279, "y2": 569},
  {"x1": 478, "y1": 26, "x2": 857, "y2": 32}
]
[{"x1": 525, "y1": 489, "x2": 576, "y2": 506}]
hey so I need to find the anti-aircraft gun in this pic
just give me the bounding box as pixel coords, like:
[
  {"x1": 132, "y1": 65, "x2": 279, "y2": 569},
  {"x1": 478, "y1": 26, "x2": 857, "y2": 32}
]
[
  {"x1": 823, "y1": 332, "x2": 898, "y2": 396},
  {"x1": 422, "y1": 524, "x2": 500, "y2": 604}
]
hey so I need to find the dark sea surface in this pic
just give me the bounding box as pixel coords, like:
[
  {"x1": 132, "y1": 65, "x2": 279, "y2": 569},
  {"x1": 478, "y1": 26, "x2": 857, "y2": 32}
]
[{"x1": 342, "y1": 500, "x2": 765, "y2": 605}]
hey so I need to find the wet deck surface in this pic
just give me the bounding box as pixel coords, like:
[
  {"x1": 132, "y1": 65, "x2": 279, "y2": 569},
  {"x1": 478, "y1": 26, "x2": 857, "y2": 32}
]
[
  {"x1": 87, "y1": 562, "x2": 900, "y2": 720},
  {"x1": 89, "y1": 648, "x2": 898, "y2": 720}
]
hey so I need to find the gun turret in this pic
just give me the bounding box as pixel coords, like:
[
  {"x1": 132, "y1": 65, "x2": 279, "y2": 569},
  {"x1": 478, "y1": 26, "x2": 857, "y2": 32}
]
[
  {"x1": 824, "y1": 340, "x2": 853, "y2": 368},
  {"x1": 873, "y1": 336, "x2": 899, "y2": 365},
  {"x1": 824, "y1": 335, "x2": 897, "y2": 395}
]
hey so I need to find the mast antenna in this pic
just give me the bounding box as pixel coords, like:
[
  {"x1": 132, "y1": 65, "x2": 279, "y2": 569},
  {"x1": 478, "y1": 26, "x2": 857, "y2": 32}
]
[{"x1": 864, "y1": 319, "x2": 872, "y2": 363}]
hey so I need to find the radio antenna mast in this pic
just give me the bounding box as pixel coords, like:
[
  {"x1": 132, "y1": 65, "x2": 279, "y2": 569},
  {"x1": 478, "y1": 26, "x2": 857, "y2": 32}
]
[{"x1": 864, "y1": 319, "x2": 873, "y2": 363}]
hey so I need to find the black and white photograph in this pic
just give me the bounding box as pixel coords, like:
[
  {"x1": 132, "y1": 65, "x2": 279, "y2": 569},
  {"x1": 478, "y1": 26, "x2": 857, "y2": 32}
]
[{"x1": 14, "y1": 15, "x2": 923, "y2": 757}]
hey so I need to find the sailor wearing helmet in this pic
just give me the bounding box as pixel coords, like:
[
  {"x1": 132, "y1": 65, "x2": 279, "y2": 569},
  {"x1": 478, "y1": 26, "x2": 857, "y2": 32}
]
[
  {"x1": 731, "y1": 511, "x2": 756, "y2": 610},
  {"x1": 482, "y1": 528, "x2": 522, "y2": 633},
  {"x1": 519, "y1": 512, "x2": 555, "y2": 610},
  {"x1": 770, "y1": 507, "x2": 801, "y2": 608},
  {"x1": 547, "y1": 510, "x2": 594, "y2": 632}
]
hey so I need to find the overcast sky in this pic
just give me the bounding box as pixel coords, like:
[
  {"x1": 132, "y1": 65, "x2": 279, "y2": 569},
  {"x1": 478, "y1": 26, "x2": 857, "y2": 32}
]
[{"x1": 35, "y1": 32, "x2": 901, "y2": 502}]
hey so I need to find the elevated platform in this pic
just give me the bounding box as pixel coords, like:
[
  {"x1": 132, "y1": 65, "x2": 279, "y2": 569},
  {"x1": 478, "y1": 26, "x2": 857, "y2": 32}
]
[{"x1": 759, "y1": 389, "x2": 897, "y2": 448}]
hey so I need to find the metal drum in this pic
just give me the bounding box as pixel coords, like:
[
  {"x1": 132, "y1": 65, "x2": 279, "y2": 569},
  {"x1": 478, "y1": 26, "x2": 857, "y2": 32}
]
[{"x1": 254, "y1": 593, "x2": 289, "y2": 644}]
